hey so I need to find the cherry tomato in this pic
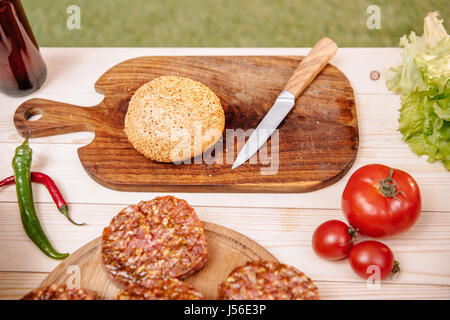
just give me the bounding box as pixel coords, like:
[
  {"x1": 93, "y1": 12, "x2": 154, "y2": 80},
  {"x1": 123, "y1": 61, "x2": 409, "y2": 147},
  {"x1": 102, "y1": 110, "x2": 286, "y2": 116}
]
[
  {"x1": 312, "y1": 220, "x2": 356, "y2": 260},
  {"x1": 348, "y1": 240, "x2": 399, "y2": 280},
  {"x1": 342, "y1": 164, "x2": 421, "y2": 237}
]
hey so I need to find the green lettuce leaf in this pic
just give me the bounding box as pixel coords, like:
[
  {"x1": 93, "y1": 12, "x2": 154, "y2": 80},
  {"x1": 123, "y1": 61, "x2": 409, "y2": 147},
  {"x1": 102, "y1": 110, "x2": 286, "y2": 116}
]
[
  {"x1": 386, "y1": 32, "x2": 428, "y2": 94},
  {"x1": 399, "y1": 90, "x2": 450, "y2": 170},
  {"x1": 386, "y1": 12, "x2": 450, "y2": 170},
  {"x1": 432, "y1": 84, "x2": 450, "y2": 121},
  {"x1": 415, "y1": 37, "x2": 450, "y2": 94}
]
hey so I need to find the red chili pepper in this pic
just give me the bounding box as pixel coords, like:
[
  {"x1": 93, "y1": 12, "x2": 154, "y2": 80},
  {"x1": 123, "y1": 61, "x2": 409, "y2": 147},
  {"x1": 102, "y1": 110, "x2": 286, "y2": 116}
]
[
  {"x1": 0, "y1": 175, "x2": 14, "y2": 188},
  {"x1": 0, "y1": 172, "x2": 84, "y2": 225}
]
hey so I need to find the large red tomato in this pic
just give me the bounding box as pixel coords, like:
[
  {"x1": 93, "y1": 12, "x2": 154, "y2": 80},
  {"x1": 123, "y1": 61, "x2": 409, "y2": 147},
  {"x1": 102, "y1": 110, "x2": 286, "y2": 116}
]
[{"x1": 342, "y1": 164, "x2": 421, "y2": 237}]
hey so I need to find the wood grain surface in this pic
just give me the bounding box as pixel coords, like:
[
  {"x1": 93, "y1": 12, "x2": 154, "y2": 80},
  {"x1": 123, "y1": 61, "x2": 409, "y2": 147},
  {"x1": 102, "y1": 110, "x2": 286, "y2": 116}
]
[
  {"x1": 13, "y1": 56, "x2": 358, "y2": 193},
  {"x1": 36, "y1": 222, "x2": 278, "y2": 300}
]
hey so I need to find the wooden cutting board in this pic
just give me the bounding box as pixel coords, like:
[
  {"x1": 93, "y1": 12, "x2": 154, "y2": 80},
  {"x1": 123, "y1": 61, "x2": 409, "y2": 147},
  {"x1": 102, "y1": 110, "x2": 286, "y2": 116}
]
[
  {"x1": 38, "y1": 222, "x2": 278, "y2": 299},
  {"x1": 14, "y1": 56, "x2": 358, "y2": 192}
]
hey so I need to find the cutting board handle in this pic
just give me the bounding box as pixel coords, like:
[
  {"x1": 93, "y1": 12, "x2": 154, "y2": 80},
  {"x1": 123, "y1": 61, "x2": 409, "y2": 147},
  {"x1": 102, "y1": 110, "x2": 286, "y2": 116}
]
[
  {"x1": 14, "y1": 98, "x2": 98, "y2": 138},
  {"x1": 284, "y1": 37, "x2": 338, "y2": 98}
]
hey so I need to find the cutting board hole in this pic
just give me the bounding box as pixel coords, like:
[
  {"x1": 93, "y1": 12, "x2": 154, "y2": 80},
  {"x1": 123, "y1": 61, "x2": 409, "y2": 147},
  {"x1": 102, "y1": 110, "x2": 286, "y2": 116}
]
[{"x1": 24, "y1": 107, "x2": 43, "y2": 121}]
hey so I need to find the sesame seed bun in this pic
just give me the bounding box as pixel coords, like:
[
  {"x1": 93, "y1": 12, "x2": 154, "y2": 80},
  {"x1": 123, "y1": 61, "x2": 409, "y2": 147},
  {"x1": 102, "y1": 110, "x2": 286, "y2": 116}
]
[{"x1": 124, "y1": 76, "x2": 225, "y2": 163}]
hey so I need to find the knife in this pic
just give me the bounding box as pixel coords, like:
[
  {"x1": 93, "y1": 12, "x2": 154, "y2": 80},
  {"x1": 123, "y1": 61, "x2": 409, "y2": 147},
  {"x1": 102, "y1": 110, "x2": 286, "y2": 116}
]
[{"x1": 232, "y1": 37, "x2": 338, "y2": 170}]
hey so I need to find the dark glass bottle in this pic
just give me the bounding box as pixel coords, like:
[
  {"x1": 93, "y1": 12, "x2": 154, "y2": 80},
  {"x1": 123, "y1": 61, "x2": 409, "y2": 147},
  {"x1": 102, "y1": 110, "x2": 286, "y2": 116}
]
[{"x1": 0, "y1": 0, "x2": 47, "y2": 97}]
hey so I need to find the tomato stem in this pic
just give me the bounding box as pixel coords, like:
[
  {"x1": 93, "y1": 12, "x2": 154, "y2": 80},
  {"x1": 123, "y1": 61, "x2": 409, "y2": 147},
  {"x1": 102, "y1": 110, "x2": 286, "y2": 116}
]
[
  {"x1": 348, "y1": 226, "x2": 358, "y2": 239},
  {"x1": 392, "y1": 260, "x2": 401, "y2": 276},
  {"x1": 378, "y1": 168, "x2": 406, "y2": 200},
  {"x1": 342, "y1": 226, "x2": 358, "y2": 246}
]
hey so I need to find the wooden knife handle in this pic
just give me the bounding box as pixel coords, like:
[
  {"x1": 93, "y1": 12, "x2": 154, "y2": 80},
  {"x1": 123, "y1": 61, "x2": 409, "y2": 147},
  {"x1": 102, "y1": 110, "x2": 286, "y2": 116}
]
[{"x1": 284, "y1": 37, "x2": 338, "y2": 98}]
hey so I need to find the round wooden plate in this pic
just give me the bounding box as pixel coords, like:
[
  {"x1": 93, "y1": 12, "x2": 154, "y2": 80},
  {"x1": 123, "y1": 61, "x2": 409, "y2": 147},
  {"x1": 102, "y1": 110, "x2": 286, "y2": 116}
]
[{"x1": 39, "y1": 222, "x2": 278, "y2": 299}]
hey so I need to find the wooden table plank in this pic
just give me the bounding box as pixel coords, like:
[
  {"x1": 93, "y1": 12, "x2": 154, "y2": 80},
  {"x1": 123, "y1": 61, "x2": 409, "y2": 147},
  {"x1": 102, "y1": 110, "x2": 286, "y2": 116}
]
[
  {"x1": 316, "y1": 281, "x2": 450, "y2": 300},
  {"x1": 16, "y1": 48, "x2": 399, "y2": 95},
  {"x1": 0, "y1": 203, "x2": 448, "y2": 286},
  {"x1": 0, "y1": 272, "x2": 46, "y2": 300},
  {"x1": 1, "y1": 272, "x2": 448, "y2": 300}
]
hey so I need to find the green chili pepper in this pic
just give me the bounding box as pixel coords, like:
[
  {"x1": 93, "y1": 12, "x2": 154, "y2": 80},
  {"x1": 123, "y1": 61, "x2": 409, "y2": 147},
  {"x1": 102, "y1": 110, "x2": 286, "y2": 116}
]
[{"x1": 12, "y1": 136, "x2": 69, "y2": 260}]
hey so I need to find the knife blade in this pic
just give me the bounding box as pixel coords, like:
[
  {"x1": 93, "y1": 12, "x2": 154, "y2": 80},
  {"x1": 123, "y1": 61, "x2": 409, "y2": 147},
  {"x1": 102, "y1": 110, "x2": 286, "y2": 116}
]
[{"x1": 232, "y1": 37, "x2": 338, "y2": 170}]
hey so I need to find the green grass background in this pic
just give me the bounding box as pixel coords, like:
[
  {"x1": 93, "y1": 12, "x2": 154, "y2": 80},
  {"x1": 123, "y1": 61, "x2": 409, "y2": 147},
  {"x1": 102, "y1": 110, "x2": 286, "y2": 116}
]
[{"x1": 22, "y1": 0, "x2": 448, "y2": 47}]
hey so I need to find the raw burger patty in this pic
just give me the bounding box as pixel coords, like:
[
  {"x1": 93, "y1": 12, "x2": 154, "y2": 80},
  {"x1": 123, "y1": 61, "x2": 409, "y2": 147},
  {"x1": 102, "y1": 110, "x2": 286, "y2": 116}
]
[
  {"x1": 22, "y1": 285, "x2": 96, "y2": 300},
  {"x1": 217, "y1": 261, "x2": 320, "y2": 300},
  {"x1": 117, "y1": 278, "x2": 204, "y2": 300},
  {"x1": 102, "y1": 196, "x2": 208, "y2": 285}
]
